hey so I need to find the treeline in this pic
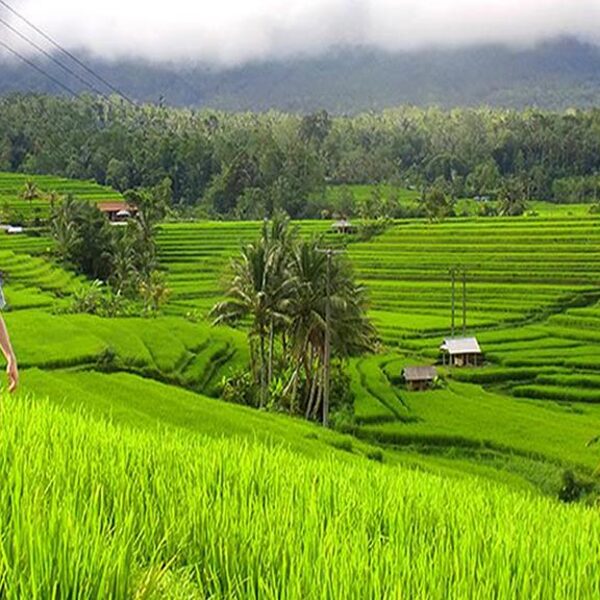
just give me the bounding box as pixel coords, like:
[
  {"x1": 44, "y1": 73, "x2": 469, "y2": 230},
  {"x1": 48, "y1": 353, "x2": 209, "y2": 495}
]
[{"x1": 2, "y1": 94, "x2": 600, "y2": 218}]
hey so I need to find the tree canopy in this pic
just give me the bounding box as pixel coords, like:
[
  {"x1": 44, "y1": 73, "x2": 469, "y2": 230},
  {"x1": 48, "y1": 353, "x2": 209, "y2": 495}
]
[{"x1": 2, "y1": 95, "x2": 600, "y2": 218}]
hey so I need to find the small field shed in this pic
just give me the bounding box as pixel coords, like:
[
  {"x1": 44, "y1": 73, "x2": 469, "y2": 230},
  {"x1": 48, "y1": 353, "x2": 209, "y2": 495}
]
[
  {"x1": 97, "y1": 201, "x2": 138, "y2": 222},
  {"x1": 440, "y1": 337, "x2": 483, "y2": 367},
  {"x1": 331, "y1": 219, "x2": 355, "y2": 234},
  {"x1": 403, "y1": 366, "x2": 438, "y2": 391}
]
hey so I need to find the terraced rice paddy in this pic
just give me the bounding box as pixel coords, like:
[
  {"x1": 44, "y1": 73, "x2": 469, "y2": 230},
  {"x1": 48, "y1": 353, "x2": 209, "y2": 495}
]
[
  {"x1": 157, "y1": 221, "x2": 334, "y2": 314},
  {"x1": 0, "y1": 169, "x2": 599, "y2": 495},
  {"x1": 0, "y1": 177, "x2": 599, "y2": 594},
  {"x1": 0, "y1": 172, "x2": 122, "y2": 221},
  {"x1": 349, "y1": 218, "x2": 600, "y2": 340},
  {"x1": 154, "y1": 215, "x2": 600, "y2": 491}
]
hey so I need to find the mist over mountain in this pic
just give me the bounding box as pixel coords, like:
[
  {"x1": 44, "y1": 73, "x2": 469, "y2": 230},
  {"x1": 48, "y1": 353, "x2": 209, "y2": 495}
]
[{"x1": 1, "y1": 38, "x2": 600, "y2": 112}]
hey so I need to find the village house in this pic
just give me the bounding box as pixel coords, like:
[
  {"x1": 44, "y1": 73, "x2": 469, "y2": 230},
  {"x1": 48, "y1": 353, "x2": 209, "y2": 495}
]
[
  {"x1": 440, "y1": 337, "x2": 483, "y2": 367},
  {"x1": 403, "y1": 366, "x2": 438, "y2": 391},
  {"x1": 96, "y1": 201, "x2": 138, "y2": 223}
]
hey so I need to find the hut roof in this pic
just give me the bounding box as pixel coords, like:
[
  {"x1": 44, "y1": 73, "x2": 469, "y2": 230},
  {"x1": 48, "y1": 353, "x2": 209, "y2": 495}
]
[
  {"x1": 440, "y1": 337, "x2": 481, "y2": 355},
  {"x1": 331, "y1": 219, "x2": 353, "y2": 228},
  {"x1": 403, "y1": 366, "x2": 438, "y2": 382},
  {"x1": 97, "y1": 201, "x2": 136, "y2": 213}
]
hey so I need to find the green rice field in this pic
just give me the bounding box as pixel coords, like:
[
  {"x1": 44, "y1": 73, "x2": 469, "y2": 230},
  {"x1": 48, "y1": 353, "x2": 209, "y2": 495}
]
[
  {"x1": 0, "y1": 172, "x2": 122, "y2": 222},
  {"x1": 3, "y1": 393, "x2": 600, "y2": 598},
  {"x1": 1, "y1": 173, "x2": 600, "y2": 595}
]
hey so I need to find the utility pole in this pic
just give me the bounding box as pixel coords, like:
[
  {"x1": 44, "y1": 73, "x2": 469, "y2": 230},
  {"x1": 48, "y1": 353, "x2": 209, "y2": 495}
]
[
  {"x1": 323, "y1": 249, "x2": 332, "y2": 428},
  {"x1": 462, "y1": 268, "x2": 467, "y2": 335},
  {"x1": 450, "y1": 267, "x2": 457, "y2": 337}
]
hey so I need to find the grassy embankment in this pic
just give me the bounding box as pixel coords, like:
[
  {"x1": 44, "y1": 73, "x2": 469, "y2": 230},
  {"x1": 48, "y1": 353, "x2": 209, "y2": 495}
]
[{"x1": 2, "y1": 393, "x2": 600, "y2": 598}]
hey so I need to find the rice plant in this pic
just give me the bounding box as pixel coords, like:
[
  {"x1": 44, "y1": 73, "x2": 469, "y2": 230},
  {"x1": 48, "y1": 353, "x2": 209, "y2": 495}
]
[{"x1": 2, "y1": 393, "x2": 600, "y2": 599}]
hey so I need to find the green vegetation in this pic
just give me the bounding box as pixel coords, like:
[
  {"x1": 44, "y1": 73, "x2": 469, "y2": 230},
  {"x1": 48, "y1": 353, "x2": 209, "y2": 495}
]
[
  {"x1": 157, "y1": 220, "x2": 333, "y2": 315},
  {"x1": 49, "y1": 181, "x2": 171, "y2": 314},
  {"x1": 1, "y1": 394, "x2": 600, "y2": 597},
  {"x1": 1, "y1": 161, "x2": 600, "y2": 594},
  {"x1": 1, "y1": 181, "x2": 598, "y2": 496},
  {"x1": 0, "y1": 171, "x2": 121, "y2": 224},
  {"x1": 5, "y1": 96, "x2": 600, "y2": 221},
  {"x1": 211, "y1": 215, "x2": 375, "y2": 418}
]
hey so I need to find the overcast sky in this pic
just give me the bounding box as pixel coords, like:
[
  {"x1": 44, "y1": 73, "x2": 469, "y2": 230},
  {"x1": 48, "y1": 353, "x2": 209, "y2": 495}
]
[{"x1": 2, "y1": 0, "x2": 600, "y2": 66}]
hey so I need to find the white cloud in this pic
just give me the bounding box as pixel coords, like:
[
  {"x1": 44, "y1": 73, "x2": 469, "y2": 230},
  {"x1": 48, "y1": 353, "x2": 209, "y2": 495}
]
[{"x1": 2, "y1": 0, "x2": 600, "y2": 66}]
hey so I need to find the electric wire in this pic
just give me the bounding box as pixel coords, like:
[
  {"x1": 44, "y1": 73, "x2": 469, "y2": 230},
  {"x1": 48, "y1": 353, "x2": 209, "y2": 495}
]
[
  {"x1": 0, "y1": 38, "x2": 78, "y2": 96},
  {"x1": 0, "y1": 0, "x2": 135, "y2": 105},
  {"x1": 0, "y1": 16, "x2": 111, "y2": 99}
]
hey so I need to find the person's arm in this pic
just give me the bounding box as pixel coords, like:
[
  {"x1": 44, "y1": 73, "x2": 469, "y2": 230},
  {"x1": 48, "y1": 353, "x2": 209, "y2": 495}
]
[{"x1": 0, "y1": 315, "x2": 18, "y2": 392}]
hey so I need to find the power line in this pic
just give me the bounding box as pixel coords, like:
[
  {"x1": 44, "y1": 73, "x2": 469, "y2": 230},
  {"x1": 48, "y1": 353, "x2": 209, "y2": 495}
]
[
  {"x1": 0, "y1": 38, "x2": 78, "y2": 97},
  {"x1": 0, "y1": 16, "x2": 110, "y2": 99},
  {"x1": 0, "y1": 0, "x2": 135, "y2": 105}
]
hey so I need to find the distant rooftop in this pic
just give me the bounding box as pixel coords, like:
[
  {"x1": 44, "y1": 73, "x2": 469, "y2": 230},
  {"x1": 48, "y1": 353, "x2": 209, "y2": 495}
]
[{"x1": 96, "y1": 201, "x2": 134, "y2": 213}]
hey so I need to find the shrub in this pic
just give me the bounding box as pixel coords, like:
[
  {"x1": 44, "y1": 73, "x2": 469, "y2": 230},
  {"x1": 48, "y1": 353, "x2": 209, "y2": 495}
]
[
  {"x1": 220, "y1": 370, "x2": 259, "y2": 408},
  {"x1": 558, "y1": 470, "x2": 595, "y2": 503},
  {"x1": 366, "y1": 448, "x2": 384, "y2": 462}
]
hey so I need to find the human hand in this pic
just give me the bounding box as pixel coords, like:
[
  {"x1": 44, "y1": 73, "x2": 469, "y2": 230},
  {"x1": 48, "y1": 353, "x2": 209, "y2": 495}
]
[{"x1": 6, "y1": 357, "x2": 18, "y2": 393}]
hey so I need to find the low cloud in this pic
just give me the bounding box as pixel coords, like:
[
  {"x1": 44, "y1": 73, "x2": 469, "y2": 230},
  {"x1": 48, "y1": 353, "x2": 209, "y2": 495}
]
[{"x1": 2, "y1": 0, "x2": 600, "y2": 66}]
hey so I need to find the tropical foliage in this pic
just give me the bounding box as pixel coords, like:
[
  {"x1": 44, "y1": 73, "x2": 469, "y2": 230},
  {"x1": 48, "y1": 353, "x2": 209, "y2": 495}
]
[
  {"x1": 4, "y1": 96, "x2": 600, "y2": 221},
  {"x1": 211, "y1": 214, "x2": 376, "y2": 419},
  {"x1": 50, "y1": 181, "x2": 171, "y2": 314}
]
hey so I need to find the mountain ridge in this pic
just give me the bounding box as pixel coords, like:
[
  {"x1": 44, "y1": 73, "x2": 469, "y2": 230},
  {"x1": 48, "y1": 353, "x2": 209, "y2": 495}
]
[{"x1": 1, "y1": 37, "x2": 599, "y2": 112}]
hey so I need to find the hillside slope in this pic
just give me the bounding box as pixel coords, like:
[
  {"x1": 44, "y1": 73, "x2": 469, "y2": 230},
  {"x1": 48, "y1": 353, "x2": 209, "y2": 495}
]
[
  {"x1": 1, "y1": 393, "x2": 600, "y2": 598},
  {"x1": 2, "y1": 38, "x2": 600, "y2": 111}
]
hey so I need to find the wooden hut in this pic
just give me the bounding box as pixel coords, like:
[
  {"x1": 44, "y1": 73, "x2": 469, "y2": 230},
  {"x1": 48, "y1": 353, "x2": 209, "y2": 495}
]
[
  {"x1": 403, "y1": 366, "x2": 438, "y2": 391},
  {"x1": 331, "y1": 219, "x2": 355, "y2": 234},
  {"x1": 440, "y1": 337, "x2": 482, "y2": 367},
  {"x1": 96, "y1": 201, "x2": 138, "y2": 223}
]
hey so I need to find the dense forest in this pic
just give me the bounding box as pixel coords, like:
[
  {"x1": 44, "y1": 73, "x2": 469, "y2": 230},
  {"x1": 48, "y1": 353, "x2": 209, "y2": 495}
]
[{"x1": 1, "y1": 94, "x2": 600, "y2": 218}]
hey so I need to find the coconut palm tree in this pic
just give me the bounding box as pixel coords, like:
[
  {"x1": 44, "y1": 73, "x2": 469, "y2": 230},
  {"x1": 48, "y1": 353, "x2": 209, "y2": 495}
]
[
  {"x1": 259, "y1": 212, "x2": 298, "y2": 384},
  {"x1": 286, "y1": 239, "x2": 377, "y2": 419},
  {"x1": 110, "y1": 230, "x2": 138, "y2": 294},
  {"x1": 211, "y1": 241, "x2": 280, "y2": 406},
  {"x1": 50, "y1": 196, "x2": 82, "y2": 263},
  {"x1": 212, "y1": 217, "x2": 376, "y2": 419},
  {"x1": 21, "y1": 180, "x2": 40, "y2": 203}
]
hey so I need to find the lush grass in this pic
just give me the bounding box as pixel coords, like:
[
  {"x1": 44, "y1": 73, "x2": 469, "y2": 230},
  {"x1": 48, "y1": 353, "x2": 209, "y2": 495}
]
[
  {"x1": 0, "y1": 210, "x2": 595, "y2": 494},
  {"x1": 21, "y1": 369, "x2": 370, "y2": 460},
  {"x1": 2, "y1": 172, "x2": 600, "y2": 498},
  {"x1": 2, "y1": 393, "x2": 600, "y2": 598},
  {"x1": 4, "y1": 311, "x2": 248, "y2": 395}
]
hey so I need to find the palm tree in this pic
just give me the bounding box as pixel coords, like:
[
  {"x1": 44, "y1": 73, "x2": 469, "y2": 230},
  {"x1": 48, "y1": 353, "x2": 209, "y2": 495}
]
[
  {"x1": 139, "y1": 271, "x2": 171, "y2": 315},
  {"x1": 110, "y1": 230, "x2": 138, "y2": 294},
  {"x1": 212, "y1": 213, "x2": 299, "y2": 403},
  {"x1": 50, "y1": 196, "x2": 82, "y2": 263},
  {"x1": 286, "y1": 240, "x2": 376, "y2": 419},
  {"x1": 260, "y1": 213, "x2": 298, "y2": 385},
  {"x1": 211, "y1": 241, "x2": 278, "y2": 406},
  {"x1": 21, "y1": 181, "x2": 40, "y2": 203},
  {"x1": 212, "y1": 218, "x2": 377, "y2": 419}
]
